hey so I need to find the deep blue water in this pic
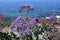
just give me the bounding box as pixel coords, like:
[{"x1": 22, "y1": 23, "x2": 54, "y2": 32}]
[{"x1": 0, "y1": 0, "x2": 60, "y2": 18}]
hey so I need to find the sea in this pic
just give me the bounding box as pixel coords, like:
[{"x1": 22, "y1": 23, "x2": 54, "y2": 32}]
[{"x1": 0, "y1": 0, "x2": 60, "y2": 20}]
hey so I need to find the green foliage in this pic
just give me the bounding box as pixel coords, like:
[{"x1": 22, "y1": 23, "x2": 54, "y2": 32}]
[
  {"x1": 41, "y1": 25, "x2": 52, "y2": 32},
  {"x1": 5, "y1": 20, "x2": 12, "y2": 26},
  {"x1": 0, "y1": 32, "x2": 20, "y2": 40},
  {"x1": 0, "y1": 32, "x2": 12, "y2": 40}
]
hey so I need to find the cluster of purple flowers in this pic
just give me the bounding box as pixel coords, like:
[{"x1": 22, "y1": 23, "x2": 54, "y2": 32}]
[
  {"x1": 10, "y1": 16, "x2": 39, "y2": 37},
  {"x1": 19, "y1": 5, "x2": 34, "y2": 13},
  {"x1": 46, "y1": 16, "x2": 54, "y2": 21},
  {"x1": 29, "y1": 18, "x2": 38, "y2": 26},
  {"x1": 10, "y1": 16, "x2": 33, "y2": 36}
]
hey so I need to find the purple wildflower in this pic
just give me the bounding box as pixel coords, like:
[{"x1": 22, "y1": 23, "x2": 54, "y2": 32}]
[
  {"x1": 10, "y1": 16, "x2": 30, "y2": 36},
  {"x1": 10, "y1": 16, "x2": 27, "y2": 30},
  {"x1": 46, "y1": 16, "x2": 53, "y2": 21},
  {"x1": 19, "y1": 32, "x2": 24, "y2": 36},
  {"x1": 0, "y1": 26, "x2": 3, "y2": 30},
  {"x1": 29, "y1": 18, "x2": 38, "y2": 26},
  {"x1": 24, "y1": 29, "x2": 32, "y2": 36},
  {"x1": 19, "y1": 5, "x2": 34, "y2": 13}
]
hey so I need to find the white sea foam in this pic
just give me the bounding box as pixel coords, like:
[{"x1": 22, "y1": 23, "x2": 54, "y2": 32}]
[
  {"x1": 46, "y1": 16, "x2": 60, "y2": 19},
  {"x1": 56, "y1": 16, "x2": 60, "y2": 18}
]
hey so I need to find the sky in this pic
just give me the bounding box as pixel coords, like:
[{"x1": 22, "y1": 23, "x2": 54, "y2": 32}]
[{"x1": 0, "y1": 0, "x2": 58, "y2": 1}]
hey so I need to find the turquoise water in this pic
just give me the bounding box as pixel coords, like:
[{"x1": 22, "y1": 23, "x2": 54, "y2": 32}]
[{"x1": 0, "y1": 0, "x2": 60, "y2": 17}]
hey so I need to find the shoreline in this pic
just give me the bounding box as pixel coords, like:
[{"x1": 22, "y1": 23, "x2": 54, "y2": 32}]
[{"x1": 2, "y1": 15, "x2": 60, "y2": 20}]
